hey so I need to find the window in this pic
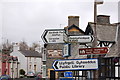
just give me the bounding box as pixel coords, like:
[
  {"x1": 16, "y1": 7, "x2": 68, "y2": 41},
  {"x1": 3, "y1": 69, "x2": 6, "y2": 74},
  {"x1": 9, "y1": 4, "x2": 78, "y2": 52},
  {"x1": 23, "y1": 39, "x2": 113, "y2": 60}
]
[
  {"x1": 34, "y1": 58, "x2": 36, "y2": 61},
  {"x1": 34, "y1": 65, "x2": 36, "y2": 72},
  {"x1": 29, "y1": 65, "x2": 31, "y2": 69},
  {"x1": 29, "y1": 57, "x2": 31, "y2": 61}
]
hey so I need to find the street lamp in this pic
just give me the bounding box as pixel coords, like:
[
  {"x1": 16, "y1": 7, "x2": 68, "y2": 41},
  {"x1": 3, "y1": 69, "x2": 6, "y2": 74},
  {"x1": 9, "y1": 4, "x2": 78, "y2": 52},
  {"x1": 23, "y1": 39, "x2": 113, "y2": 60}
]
[
  {"x1": 94, "y1": 0, "x2": 103, "y2": 48},
  {"x1": 93, "y1": 0, "x2": 103, "y2": 80}
]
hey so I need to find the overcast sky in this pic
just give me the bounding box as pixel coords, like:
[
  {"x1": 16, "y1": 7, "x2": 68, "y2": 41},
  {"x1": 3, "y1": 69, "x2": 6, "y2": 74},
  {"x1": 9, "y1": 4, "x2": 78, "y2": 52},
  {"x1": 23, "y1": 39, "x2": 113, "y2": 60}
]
[{"x1": 0, "y1": 0, "x2": 119, "y2": 45}]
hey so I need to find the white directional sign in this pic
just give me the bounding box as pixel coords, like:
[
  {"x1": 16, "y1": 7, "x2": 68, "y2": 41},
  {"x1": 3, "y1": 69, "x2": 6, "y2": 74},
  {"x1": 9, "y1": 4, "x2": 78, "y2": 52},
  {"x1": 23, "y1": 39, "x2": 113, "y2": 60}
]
[
  {"x1": 41, "y1": 29, "x2": 65, "y2": 43},
  {"x1": 68, "y1": 35, "x2": 94, "y2": 43},
  {"x1": 53, "y1": 59, "x2": 98, "y2": 71}
]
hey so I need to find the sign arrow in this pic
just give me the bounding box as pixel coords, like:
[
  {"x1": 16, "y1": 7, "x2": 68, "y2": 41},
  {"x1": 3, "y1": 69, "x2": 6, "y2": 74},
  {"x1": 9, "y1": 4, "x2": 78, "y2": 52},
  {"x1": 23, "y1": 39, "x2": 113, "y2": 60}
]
[
  {"x1": 54, "y1": 61, "x2": 58, "y2": 69},
  {"x1": 41, "y1": 30, "x2": 48, "y2": 43}
]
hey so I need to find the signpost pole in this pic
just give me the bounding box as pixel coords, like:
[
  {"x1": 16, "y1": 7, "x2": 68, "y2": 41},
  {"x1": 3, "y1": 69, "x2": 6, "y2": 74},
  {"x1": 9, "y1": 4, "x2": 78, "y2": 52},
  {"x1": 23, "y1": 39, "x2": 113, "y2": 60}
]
[{"x1": 42, "y1": 44, "x2": 47, "y2": 79}]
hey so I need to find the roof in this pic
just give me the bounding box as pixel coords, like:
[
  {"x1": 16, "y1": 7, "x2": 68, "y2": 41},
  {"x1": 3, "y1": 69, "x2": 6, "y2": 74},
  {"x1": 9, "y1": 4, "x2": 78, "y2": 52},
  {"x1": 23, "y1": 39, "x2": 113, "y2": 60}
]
[
  {"x1": 46, "y1": 44, "x2": 63, "y2": 50},
  {"x1": 64, "y1": 24, "x2": 85, "y2": 36},
  {"x1": 85, "y1": 22, "x2": 120, "y2": 57},
  {"x1": 68, "y1": 24, "x2": 85, "y2": 33},
  {"x1": 86, "y1": 22, "x2": 117, "y2": 41},
  {"x1": 19, "y1": 50, "x2": 42, "y2": 58}
]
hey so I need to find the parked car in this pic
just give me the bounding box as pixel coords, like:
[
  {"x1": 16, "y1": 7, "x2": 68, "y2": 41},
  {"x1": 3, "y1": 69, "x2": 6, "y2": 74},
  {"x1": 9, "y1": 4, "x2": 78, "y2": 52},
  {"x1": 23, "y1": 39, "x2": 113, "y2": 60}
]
[
  {"x1": 35, "y1": 74, "x2": 42, "y2": 80},
  {"x1": 26, "y1": 71, "x2": 35, "y2": 78},
  {"x1": 0, "y1": 75, "x2": 11, "y2": 80}
]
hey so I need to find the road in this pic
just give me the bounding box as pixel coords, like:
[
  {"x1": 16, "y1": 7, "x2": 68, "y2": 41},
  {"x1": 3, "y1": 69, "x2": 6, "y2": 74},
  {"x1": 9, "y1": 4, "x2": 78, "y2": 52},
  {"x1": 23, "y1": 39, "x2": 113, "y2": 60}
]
[{"x1": 14, "y1": 78, "x2": 37, "y2": 80}]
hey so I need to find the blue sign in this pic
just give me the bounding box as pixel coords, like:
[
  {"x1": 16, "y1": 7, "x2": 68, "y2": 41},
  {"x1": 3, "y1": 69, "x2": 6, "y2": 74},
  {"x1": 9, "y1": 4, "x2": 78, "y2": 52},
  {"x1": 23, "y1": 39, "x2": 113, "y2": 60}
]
[
  {"x1": 59, "y1": 78, "x2": 74, "y2": 80},
  {"x1": 63, "y1": 43, "x2": 71, "y2": 57},
  {"x1": 64, "y1": 72, "x2": 73, "y2": 77}
]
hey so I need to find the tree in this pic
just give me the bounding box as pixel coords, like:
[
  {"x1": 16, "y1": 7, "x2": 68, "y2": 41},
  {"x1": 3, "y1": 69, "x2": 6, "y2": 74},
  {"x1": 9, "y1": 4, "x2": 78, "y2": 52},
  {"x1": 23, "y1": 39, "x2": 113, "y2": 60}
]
[
  {"x1": 19, "y1": 69, "x2": 25, "y2": 75},
  {"x1": 19, "y1": 41, "x2": 29, "y2": 50},
  {"x1": 2, "y1": 39, "x2": 13, "y2": 55},
  {"x1": 30, "y1": 42, "x2": 40, "y2": 51}
]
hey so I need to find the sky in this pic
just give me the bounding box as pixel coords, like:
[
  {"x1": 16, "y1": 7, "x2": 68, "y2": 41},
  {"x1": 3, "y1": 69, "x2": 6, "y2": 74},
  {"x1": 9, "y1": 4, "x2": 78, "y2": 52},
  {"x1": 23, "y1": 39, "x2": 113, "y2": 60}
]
[{"x1": 0, "y1": 0, "x2": 119, "y2": 45}]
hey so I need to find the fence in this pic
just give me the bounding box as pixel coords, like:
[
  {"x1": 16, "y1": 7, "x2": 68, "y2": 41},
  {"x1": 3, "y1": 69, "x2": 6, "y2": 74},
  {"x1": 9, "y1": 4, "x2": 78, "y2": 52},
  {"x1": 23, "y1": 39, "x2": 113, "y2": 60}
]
[{"x1": 72, "y1": 57, "x2": 120, "y2": 80}]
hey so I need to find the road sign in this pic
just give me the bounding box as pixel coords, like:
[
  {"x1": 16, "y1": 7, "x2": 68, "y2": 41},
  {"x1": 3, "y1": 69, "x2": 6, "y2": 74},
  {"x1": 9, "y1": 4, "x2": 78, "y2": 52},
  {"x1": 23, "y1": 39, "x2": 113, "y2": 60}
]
[
  {"x1": 59, "y1": 78, "x2": 74, "y2": 80},
  {"x1": 64, "y1": 72, "x2": 73, "y2": 77},
  {"x1": 63, "y1": 33, "x2": 68, "y2": 42},
  {"x1": 53, "y1": 59, "x2": 98, "y2": 71},
  {"x1": 68, "y1": 35, "x2": 94, "y2": 43},
  {"x1": 79, "y1": 47, "x2": 108, "y2": 55},
  {"x1": 41, "y1": 29, "x2": 65, "y2": 43},
  {"x1": 42, "y1": 65, "x2": 46, "y2": 78},
  {"x1": 63, "y1": 44, "x2": 71, "y2": 57}
]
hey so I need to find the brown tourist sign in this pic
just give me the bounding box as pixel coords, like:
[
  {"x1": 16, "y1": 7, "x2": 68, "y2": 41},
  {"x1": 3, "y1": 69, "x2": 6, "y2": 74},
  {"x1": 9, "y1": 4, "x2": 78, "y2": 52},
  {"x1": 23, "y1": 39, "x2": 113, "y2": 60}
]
[{"x1": 79, "y1": 47, "x2": 109, "y2": 55}]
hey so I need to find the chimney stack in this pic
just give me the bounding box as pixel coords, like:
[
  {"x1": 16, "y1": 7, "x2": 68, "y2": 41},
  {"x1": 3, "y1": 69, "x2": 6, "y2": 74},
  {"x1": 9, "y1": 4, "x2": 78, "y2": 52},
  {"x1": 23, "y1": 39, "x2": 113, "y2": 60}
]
[
  {"x1": 68, "y1": 16, "x2": 79, "y2": 27},
  {"x1": 97, "y1": 15, "x2": 110, "y2": 24},
  {"x1": 13, "y1": 43, "x2": 19, "y2": 52}
]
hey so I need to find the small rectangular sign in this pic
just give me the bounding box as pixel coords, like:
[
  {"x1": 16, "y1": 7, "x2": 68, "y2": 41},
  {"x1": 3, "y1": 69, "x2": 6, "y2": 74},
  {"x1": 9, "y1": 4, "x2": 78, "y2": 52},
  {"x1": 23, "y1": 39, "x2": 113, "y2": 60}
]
[
  {"x1": 42, "y1": 65, "x2": 46, "y2": 78},
  {"x1": 63, "y1": 44, "x2": 71, "y2": 57},
  {"x1": 64, "y1": 72, "x2": 73, "y2": 77},
  {"x1": 79, "y1": 47, "x2": 108, "y2": 55},
  {"x1": 68, "y1": 35, "x2": 94, "y2": 43}
]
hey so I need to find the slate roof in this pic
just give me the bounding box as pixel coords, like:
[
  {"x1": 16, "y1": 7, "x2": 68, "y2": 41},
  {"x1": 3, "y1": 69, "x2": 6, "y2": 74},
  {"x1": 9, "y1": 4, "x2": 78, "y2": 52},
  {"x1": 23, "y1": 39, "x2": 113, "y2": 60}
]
[
  {"x1": 85, "y1": 22, "x2": 120, "y2": 57},
  {"x1": 46, "y1": 44, "x2": 63, "y2": 50},
  {"x1": 19, "y1": 50, "x2": 42, "y2": 58},
  {"x1": 85, "y1": 22, "x2": 117, "y2": 41}
]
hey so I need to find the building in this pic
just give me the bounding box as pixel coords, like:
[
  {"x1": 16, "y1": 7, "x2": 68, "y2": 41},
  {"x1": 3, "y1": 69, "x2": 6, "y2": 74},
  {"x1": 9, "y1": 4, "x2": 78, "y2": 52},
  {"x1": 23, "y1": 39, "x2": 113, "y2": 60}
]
[
  {"x1": 64, "y1": 16, "x2": 87, "y2": 59},
  {"x1": 0, "y1": 54, "x2": 17, "y2": 77},
  {"x1": 85, "y1": 15, "x2": 120, "y2": 57},
  {"x1": 10, "y1": 43, "x2": 42, "y2": 78}
]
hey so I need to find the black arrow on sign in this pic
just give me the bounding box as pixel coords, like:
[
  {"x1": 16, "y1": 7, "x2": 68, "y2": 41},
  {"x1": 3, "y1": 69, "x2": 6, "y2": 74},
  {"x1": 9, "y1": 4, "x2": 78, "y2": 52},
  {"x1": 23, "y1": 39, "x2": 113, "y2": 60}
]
[
  {"x1": 41, "y1": 30, "x2": 48, "y2": 43},
  {"x1": 43, "y1": 30, "x2": 48, "y2": 43},
  {"x1": 54, "y1": 61, "x2": 58, "y2": 69},
  {"x1": 91, "y1": 36, "x2": 94, "y2": 42}
]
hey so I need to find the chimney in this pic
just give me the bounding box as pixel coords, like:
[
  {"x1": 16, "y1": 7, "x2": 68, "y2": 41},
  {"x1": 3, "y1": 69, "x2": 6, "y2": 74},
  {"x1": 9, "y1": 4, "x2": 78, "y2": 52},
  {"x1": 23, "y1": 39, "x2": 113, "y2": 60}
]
[
  {"x1": 97, "y1": 15, "x2": 110, "y2": 24},
  {"x1": 13, "y1": 43, "x2": 19, "y2": 52},
  {"x1": 68, "y1": 16, "x2": 79, "y2": 27}
]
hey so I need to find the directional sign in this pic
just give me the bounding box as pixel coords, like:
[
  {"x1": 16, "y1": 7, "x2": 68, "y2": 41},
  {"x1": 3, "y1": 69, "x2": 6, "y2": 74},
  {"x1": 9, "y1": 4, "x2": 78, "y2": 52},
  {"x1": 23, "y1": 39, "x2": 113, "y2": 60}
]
[
  {"x1": 41, "y1": 29, "x2": 65, "y2": 43},
  {"x1": 53, "y1": 59, "x2": 98, "y2": 71},
  {"x1": 68, "y1": 35, "x2": 94, "y2": 43},
  {"x1": 79, "y1": 47, "x2": 109, "y2": 55}
]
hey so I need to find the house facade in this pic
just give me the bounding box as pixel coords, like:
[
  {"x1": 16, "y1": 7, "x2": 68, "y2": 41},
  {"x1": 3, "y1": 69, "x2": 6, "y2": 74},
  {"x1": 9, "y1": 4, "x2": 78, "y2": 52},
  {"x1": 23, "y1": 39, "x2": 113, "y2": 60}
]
[{"x1": 10, "y1": 43, "x2": 42, "y2": 78}]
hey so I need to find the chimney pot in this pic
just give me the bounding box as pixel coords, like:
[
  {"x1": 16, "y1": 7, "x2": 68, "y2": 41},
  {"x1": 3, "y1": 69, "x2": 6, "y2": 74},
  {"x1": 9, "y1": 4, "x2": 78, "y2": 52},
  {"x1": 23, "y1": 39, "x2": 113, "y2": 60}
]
[{"x1": 68, "y1": 16, "x2": 79, "y2": 27}]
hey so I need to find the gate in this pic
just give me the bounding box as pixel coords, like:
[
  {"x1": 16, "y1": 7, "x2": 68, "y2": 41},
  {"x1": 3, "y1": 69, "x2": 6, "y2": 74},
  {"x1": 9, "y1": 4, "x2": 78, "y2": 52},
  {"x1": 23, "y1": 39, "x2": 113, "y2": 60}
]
[{"x1": 98, "y1": 57, "x2": 120, "y2": 80}]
